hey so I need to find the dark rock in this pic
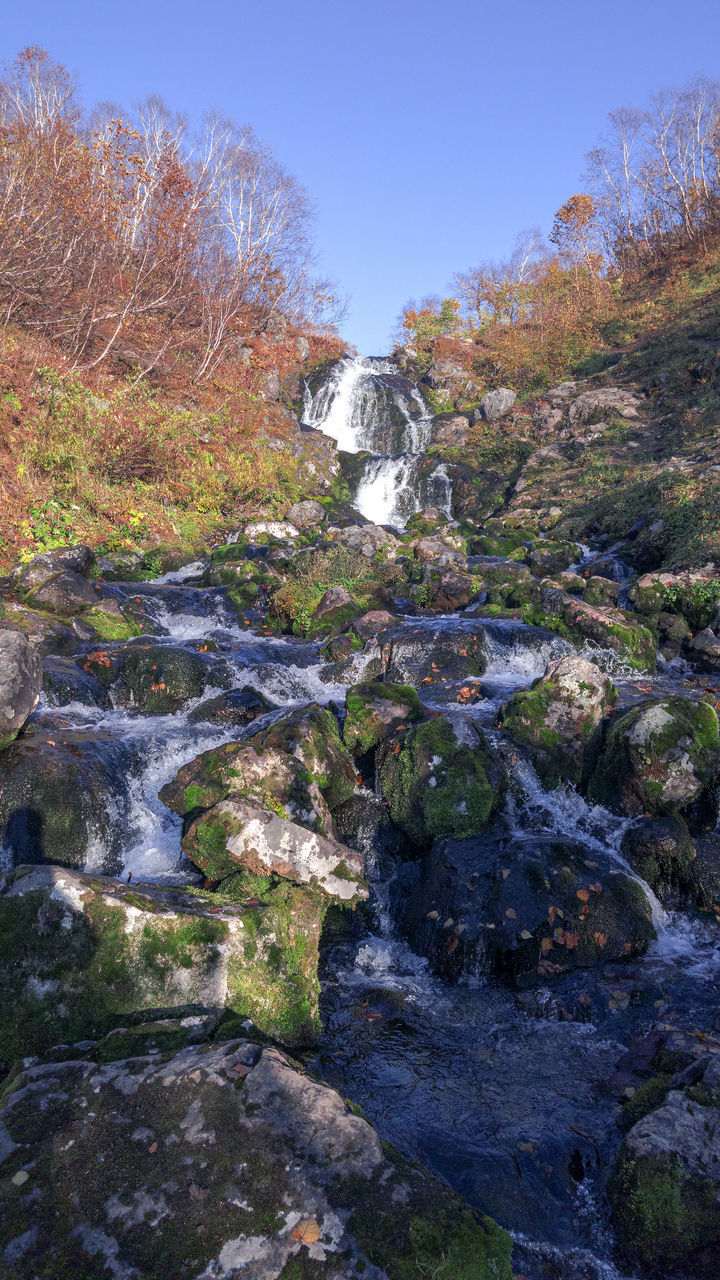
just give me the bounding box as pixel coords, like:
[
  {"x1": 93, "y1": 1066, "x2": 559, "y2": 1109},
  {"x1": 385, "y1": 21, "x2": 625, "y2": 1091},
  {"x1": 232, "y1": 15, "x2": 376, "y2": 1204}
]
[
  {"x1": 344, "y1": 680, "x2": 425, "y2": 754},
  {"x1": 42, "y1": 656, "x2": 112, "y2": 709},
  {"x1": 0, "y1": 631, "x2": 42, "y2": 750},
  {"x1": 25, "y1": 570, "x2": 100, "y2": 616},
  {"x1": 188, "y1": 685, "x2": 275, "y2": 727},
  {"x1": 12, "y1": 543, "x2": 95, "y2": 591}
]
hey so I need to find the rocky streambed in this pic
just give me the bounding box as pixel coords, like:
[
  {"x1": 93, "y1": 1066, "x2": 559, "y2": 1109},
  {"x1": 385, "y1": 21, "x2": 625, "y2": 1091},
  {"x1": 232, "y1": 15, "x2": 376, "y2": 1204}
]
[{"x1": 3, "y1": 364, "x2": 720, "y2": 1279}]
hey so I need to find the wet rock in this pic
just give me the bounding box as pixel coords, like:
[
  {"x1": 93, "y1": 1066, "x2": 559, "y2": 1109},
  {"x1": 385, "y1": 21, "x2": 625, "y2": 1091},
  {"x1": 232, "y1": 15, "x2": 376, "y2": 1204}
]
[
  {"x1": 476, "y1": 388, "x2": 517, "y2": 421},
  {"x1": 0, "y1": 600, "x2": 78, "y2": 656},
  {"x1": 588, "y1": 697, "x2": 719, "y2": 817},
  {"x1": 42, "y1": 655, "x2": 112, "y2": 709},
  {"x1": 540, "y1": 588, "x2": 656, "y2": 671},
  {"x1": 249, "y1": 704, "x2": 357, "y2": 811},
  {"x1": 381, "y1": 622, "x2": 488, "y2": 685},
  {"x1": 25, "y1": 569, "x2": 100, "y2": 615},
  {"x1": 689, "y1": 627, "x2": 720, "y2": 668},
  {"x1": 418, "y1": 568, "x2": 475, "y2": 611},
  {"x1": 501, "y1": 656, "x2": 617, "y2": 787},
  {"x1": 0, "y1": 1031, "x2": 512, "y2": 1280},
  {"x1": 350, "y1": 609, "x2": 397, "y2": 640},
  {"x1": 188, "y1": 685, "x2": 275, "y2": 727},
  {"x1": 378, "y1": 715, "x2": 505, "y2": 847},
  {"x1": 333, "y1": 792, "x2": 409, "y2": 861},
  {"x1": 0, "y1": 632, "x2": 42, "y2": 750},
  {"x1": 621, "y1": 815, "x2": 698, "y2": 907},
  {"x1": 185, "y1": 799, "x2": 366, "y2": 902},
  {"x1": 401, "y1": 834, "x2": 655, "y2": 982},
  {"x1": 344, "y1": 680, "x2": 424, "y2": 754},
  {"x1": 286, "y1": 498, "x2": 326, "y2": 527},
  {"x1": 11, "y1": 543, "x2": 95, "y2": 591},
  {"x1": 115, "y1": 642, "x2": 229, "y2": 714}
]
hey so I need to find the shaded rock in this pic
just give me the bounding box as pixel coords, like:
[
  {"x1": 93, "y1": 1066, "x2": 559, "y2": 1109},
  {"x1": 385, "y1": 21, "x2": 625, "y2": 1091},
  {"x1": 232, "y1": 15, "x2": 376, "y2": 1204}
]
[
  {"x1": 527, "y1": 541, "x2": 580, "y2": 577},
  {"x1": 378, "y1": 715, "x2": 505, "y2": 847},
  {"x1": 400, "y1": 834, "x2": 655, "y2": 982},
  {"x1": 583, "y1": 575, "x2": 620, "y2": 606},
  {"x1": 420, "y1": 568, "x2": 474, "y2": 611},
  {"x1": 0, "y1": 1030, "x2": 512, "y2": 1280},
  {"x1": 0, "y1": 601, "x2": 78, "y2": 656},
  {"x1": 501, "y1": 655, "x2": 617, "y2": 787},
  {"x1": 476, "y1": 387, "x2": 516, "y2": 421},
  {"x1": 188, "y1": 685, "x2": 275, "y2": 727},
  {"x1": 344, "y1": 680, "x2": 424, "y2": 754},
  {"x1": 381, "y1": 623, "x2": 488, "y2": 685},
  {"x1": 0, "y1": 631, "x2": 42, "y2": 750},
  {"x1": 0, "y1": 725, "x2": 127, "y2": 872},
  {"x1": 25, "y1": 570, "x2": 100, "y2": 616},
  {"x1": 116, "y1": 643, "x2": 229, "y2": 714},
  {"x1": 689, "y1": 627, "x2": 720, "y2": 668},
  {"x1": 350, "y1": 609, "x2": 397, "y2": 640},
  {"x1": 42, "y1": 656, "x2": 112, "y2": 709},
  {"x1": 313, "y1": 584, "x2": 360, "y2": 625},
  {"x1": 621, "y1": 815, "x2": 698, "y2": 907},
  {"x1": 588, "y1": 697, "x2": 719, "y2": 817},
  {"x1": 185, "y1": 798, "x2": 366, "y2": 902}
]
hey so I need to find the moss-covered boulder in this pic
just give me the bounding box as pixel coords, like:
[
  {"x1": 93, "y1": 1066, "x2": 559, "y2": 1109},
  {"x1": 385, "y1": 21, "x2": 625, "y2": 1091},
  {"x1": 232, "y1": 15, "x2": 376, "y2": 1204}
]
[
  {"x1": 534, "y1": 587, "x2": 656, "y2": 671},
  {"x1": 526, "y1": 540, "x2": 580, "y2": 576},
  {"x1": 248, "y1": 703, "x2": 357, "y2": 811},
  {"x1": 583, "y1": 575, "x2": 620, "y2": 606},
  {"x1": 630, "y1": 571, "x2": 720, "y2": 631},
  {"x1": 344, "y1": 680, "x2": 425, "y2": 754},
  {"x1": 612, "y1": 1088, "x2": 720, "y2": 1276},
  {"x1": 0, "y1": 863, "x2": 331, "y2": 1057},
  {"x1": 0, "y1": 631, "x2": 42, "y2": 751},
  {"x1": 500, "y1": 655, "x2": 617, "y2": 787},
  {"x1": 588, "y1": 697, "x2": 719, "y2": 816},
  {"x1": 378, "y1": 716, "x2": 505, "y2": 847},
  {"x1": 0, "y1": 1032, "x2": 512, "y2": 1280},
  {"x1": 400, "y1": 834, "x2": 655, "y2": 982}
]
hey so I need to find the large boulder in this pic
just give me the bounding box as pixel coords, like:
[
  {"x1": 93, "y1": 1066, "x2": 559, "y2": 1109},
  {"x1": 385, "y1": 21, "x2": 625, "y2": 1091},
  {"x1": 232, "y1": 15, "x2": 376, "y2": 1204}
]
[
  {"x1": 500, "y1": 655, "x2": 617, "y2": 787},
  {"x1": 0, "y1": 864, "x2": 329, "y2": 1057},
  {"x1": 0, "y1": 725, "x2": 129, "y2": 873},
  {"x1": 380, "y1": 623, "x2": 488, "y2": 686},
  {"x1": 344, "y1": 680, "x2": 425, "y2": 754},
  {"x1": 0, "y1": 632, "x2": 42, "y2": 750},
  {"x1": 476, "y1": 387, "x2": 516, "y2": 421},
  {"x1": 188, "y1": 685, "x2": 275, "y2": 727},
  {"x1": 621, "y1": 815, "x2": 698, "y2": 908},
  {"x1": 24, "y1": 569, "x2": 100, "y2": 615},
  {"x1": 11, "y1": 543, "x2": 95, "y2": 591},
  {"x1": 526, "y1": 541, "x2": 580, "y2": 577},
  {"x1": 588, "y1": 697, "x2": 719, "y2": 817},
  {"x1": 415, "y1": 535, "x2": 467, "y2": 571},
  {"x1": 424, "y1": 359, "x2": 481, "y2": 402},
  {"x1": 0, "y1": 1030, "x2": 512, "y2": 1280},
  {"x1": 115, "y1": 642, "x2": 230, "y2": 714},
  {"x1": 335, "y1": 522, "x2": 398, "y2": 559},
  {"x1": 378, "y1": 715, "x2": 505, "y2": 847},
  {"x1": 568, "y1": 387, "x2": 641, "y2": 426},
  {"x1": 286, "y1": 497, "x2": 326, "y2": 528},
  {"x1": 430, "y1": 412, "x2": 470, "y2": 448},
  {"x1": 400, "y1": 834, "x2": 655, "y2": 982}
]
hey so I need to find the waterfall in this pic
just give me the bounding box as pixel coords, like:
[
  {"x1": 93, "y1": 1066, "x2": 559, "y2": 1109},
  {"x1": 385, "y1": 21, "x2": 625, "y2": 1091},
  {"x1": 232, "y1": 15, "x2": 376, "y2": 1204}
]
[{"x1": 302, "y1": 355, "x2": 452, "y2": 527}]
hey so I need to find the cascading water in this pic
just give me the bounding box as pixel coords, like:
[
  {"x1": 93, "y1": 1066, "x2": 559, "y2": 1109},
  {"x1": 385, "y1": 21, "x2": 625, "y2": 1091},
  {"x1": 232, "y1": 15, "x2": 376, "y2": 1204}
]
[{"x1": 302, "y1": 355, "x2": 452, "y2": 526}]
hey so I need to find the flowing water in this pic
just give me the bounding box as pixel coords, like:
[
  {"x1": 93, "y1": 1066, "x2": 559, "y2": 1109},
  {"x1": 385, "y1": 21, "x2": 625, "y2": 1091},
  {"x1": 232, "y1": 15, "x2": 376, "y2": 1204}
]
[
  {"x1": 302, "y1": 355, "x2": 452, "y2": 526},
  {"x1": 6, "y1": 359, "x2": 720, "y2": 1279}
]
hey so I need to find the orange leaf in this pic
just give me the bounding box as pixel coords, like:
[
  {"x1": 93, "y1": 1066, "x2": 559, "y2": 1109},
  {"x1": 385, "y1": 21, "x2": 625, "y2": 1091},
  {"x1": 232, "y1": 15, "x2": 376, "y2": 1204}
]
[
  {"x1": 292, "y1": 1218, "x2": 321, "y2": 1245},
  {"x1": 506, "y1": 907, "x2": 517, "y2": 918},
  {"x1": 540, "y1": 937, "x2": 553, "y2": 952},
  {"x1": 577, "y1": 889, "x2": 590, "y2": 902},
  {"x1": 594, "y1": 932, "x2": 608, "y2": 948}
]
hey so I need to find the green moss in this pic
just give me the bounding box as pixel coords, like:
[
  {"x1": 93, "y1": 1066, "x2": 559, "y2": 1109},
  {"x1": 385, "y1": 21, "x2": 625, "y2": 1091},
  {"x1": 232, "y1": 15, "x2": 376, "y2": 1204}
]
[
  {"x1": 621, "y1": 1075, "x2": 672, "y2": 1127},
  {"x1": 613, "y1": 1153, "x2": 720, "y2": 1271},
  {"x1": 379, "y1": 717, "x2": 503, "y2": 846},
  {"x1": 84, "y1": 607, "x2": 140, "y2": 640},
  {"x1": 344, "y1": 681, "x2": 425, "y2": 754}
]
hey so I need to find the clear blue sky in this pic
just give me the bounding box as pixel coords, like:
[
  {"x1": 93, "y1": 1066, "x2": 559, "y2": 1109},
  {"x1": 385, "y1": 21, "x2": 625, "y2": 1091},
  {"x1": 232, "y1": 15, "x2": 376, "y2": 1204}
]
[{"x1": 4, "y1": 0, "x2": 719, "y2": 354}]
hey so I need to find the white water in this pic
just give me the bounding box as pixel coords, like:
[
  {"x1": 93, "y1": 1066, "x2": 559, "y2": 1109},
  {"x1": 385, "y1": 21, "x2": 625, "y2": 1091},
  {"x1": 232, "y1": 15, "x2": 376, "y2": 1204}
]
[{"x1": 302, "y1": 355, "x2": 452, "y2": 527}]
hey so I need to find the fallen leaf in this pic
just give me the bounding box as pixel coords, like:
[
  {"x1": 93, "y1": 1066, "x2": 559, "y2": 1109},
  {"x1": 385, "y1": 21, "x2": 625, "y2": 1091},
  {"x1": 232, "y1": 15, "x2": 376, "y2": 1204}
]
[
  {"x1": 292, "y1": 1218, "x2": 321, "y2": 1245},
  {"x1": 502, "y1": 868, "x2": 511, "y2": 879},
  {"x1": 594, "y1": 932, "x2": 608, "y2": 948},
  {"x1": 505, "y1": 908, "x2": 517, "y2": 919},
  {"x1": 148, "y1": 1142, "x2": 158, "y2": 1153},
  {"x1": 577, "y1": 889, "x2": 590, "y2": 902},
  {"x1": 447, "y1": 935, "x2": 459, "y2": 955},
  {"x1": 520, "y1": 930, "x2": 533, "y2": 940},
  {"x1": 426, "y1": 910, "x2": 439, "y2": 920},
  {"x1": 540, "y1": 937, "x2": 553, "y2": 953}
]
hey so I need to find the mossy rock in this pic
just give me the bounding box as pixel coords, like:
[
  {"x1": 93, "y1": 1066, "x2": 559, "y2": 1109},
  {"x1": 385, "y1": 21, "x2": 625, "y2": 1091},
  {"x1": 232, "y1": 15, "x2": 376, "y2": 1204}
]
[
  {"x1": 0, "y1": 865, "x2": 327, "y2": 1061},
  {"x1": 588, "y1": 697, "x2": 719, "y2": 816},
  {"x1": 117, "y1": 643, "x2": 227, "y2": 714},
  {"x1": 249, "y1": 704, "x2": 357, "y2": 811},
  {"x1": 0, "y1": 1030, "x2": 512, "y2": 1280},
  {"x1": 344, "y1": 680, "x2": 425, "y2": 754},
  {"x1": 378, "y1": 716, "x2": 505, "y2": 847},
  {"x1": 83, "y1": 606, "x2": 140, "y2": 641}
]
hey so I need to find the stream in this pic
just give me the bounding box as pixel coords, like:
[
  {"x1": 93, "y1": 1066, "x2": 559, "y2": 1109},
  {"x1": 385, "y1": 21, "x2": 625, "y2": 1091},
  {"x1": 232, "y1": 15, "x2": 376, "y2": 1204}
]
[{"x1": 6, "y1": 356, "x2": 720, "y2": 1279}]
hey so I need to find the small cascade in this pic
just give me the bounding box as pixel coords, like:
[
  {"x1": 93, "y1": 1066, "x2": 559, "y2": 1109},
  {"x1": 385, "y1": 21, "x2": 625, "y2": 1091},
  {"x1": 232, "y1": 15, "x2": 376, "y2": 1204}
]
[{"x1": 302, "y1": 355, "x2": 452, "y2": 527}]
